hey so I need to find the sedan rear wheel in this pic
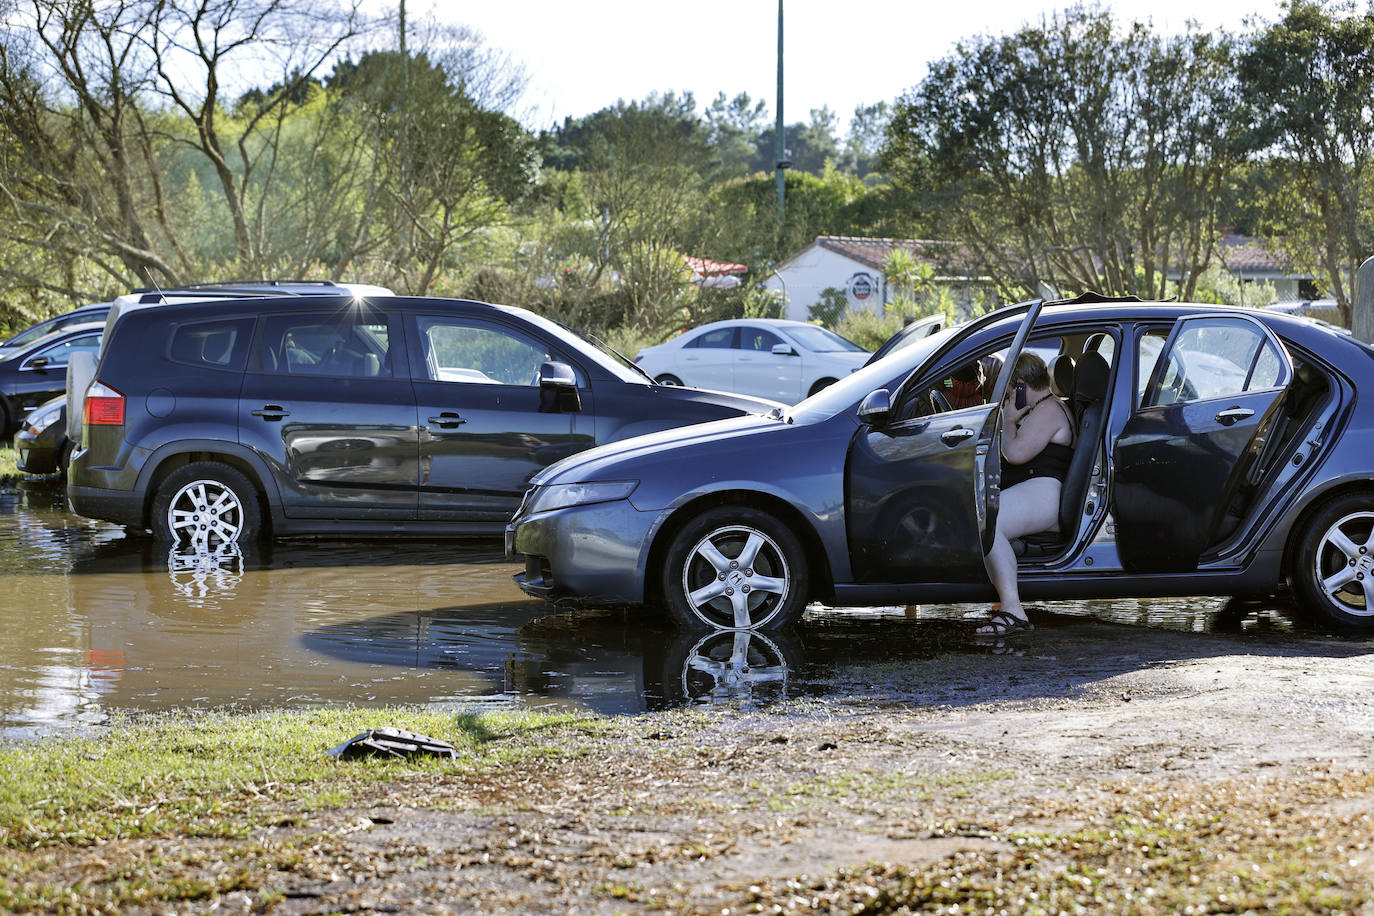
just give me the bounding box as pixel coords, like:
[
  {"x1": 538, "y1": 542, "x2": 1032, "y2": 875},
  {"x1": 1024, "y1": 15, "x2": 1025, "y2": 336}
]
[
  {"x1": 152, "y1": 462, "x2": 263, "y2": 553},
  {"x1": 655, "y1": 374, "x2": 683, "y2": 387},
  {"x1": 663, "y1": 506, "x2": 809, "y2": 630},
  {"x1": 1292, "y1": 493, "x2": 1374, "y2": 630}
]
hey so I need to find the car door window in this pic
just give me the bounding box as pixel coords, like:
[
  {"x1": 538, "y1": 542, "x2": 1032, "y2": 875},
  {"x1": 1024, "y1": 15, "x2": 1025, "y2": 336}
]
[
  {"x1": 259, "y1": 315, "x2": 393, "y2": 378},
  {"x1": 416, "y1": 317, "x2": 554, "y2": 386},
  {"x1": 688, "y1": 327, "x2": 736, "y2": 349},
  {"x1": 1141, "y1": 319, "x2": 1282, "y2": 408},
  {"x1": 738, "y1": 327, "x2": 784, "y2": 352},
  {"x1": 28, "y1": 333, "x2": 101, "y2": 368}
]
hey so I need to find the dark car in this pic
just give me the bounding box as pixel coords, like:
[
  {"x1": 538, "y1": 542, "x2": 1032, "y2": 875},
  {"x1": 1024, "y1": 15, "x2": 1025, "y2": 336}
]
[
  {"x1": 0, "y1": 322, "x2": 103, "y2": 437},
  {"x1": 14, "y1": 395, "x2": 68, "y2": 476},
  {"x1": 507, "y1": 296, "x2": 1374, "y2": 632},
  {"x1": 19, "y1": 282, "x2": 394, "y2": 473},
  {"x1": 0, "y1": 302, "x2": 110, "y2": 360},
  {"x1": 67, "y1": 294, "x2": 777, "y2": 550}
]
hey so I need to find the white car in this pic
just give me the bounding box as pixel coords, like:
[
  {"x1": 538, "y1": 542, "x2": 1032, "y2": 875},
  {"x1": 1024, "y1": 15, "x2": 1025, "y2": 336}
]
[{"x1": 634, "y1": 318, "x2": 870, "y2": 404}]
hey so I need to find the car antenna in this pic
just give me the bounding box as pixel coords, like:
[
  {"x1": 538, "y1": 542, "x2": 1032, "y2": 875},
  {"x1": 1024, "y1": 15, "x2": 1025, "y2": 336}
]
[{"x1": 142, "y1": 266, "x2": 166, "y2": 302}]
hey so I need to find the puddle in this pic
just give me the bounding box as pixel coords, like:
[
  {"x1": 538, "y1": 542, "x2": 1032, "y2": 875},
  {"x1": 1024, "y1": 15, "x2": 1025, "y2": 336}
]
[{"x1": 1, "y1": 481, "x2": 1368, "y2": 738}]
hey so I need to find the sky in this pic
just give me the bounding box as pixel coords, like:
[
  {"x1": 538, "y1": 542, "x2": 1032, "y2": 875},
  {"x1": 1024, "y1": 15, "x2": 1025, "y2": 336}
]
[{"x1": 410, "y1": 0, "x2": 1290, "y2": 134}]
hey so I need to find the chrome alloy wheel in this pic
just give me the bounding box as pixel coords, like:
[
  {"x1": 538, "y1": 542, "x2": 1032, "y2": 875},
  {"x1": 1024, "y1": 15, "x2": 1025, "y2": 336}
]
[
  {"x1": 166, "y1": 478, "x2": 246, "y2": 552},
  {"x1": 680, "y1": 524, "x2": 791, "y2": 629},
  {"x1": 1314, "y1": 510, "x2": 1374, "y2": 617}
]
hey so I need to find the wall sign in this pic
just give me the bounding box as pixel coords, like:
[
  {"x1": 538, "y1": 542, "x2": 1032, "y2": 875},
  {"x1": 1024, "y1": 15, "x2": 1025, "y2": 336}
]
[{"x1": 847, "y1": 271, "x2": 875, "y2": 302}]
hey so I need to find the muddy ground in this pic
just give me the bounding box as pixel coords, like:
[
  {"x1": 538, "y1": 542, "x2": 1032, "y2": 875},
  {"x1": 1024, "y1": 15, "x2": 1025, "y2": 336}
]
[{"x1": 15, "y1": 612, "x2": 1374, "y2": 914}]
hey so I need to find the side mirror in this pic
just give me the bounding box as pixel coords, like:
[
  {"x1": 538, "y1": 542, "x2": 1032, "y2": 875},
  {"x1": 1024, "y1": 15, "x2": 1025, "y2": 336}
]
[
  {"x1": 26, "y1": 356, "x2": 49, "y2": 371},
  {"x1": 538, "y1": 361, "x2": 581, "y2": 413},
  {"x1": 771, "y1": 343, "x2": 797, "y2": 356},
  {"x1": 857, "y1": 388, "x2": 893, "y2": 427}
]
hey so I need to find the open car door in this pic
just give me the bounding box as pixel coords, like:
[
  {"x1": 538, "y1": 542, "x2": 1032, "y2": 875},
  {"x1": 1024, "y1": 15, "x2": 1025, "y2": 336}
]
[
  {"x1": 845, "y1": 299, "x2": 1044, "y2": 583},
  {"x1": 1114, "y1": 314, "x2": 1292, "y2": 572}
]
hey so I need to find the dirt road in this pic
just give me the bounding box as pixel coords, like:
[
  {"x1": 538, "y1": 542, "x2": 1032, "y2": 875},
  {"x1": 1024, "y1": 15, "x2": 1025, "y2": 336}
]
[{"x1": 173, "y1": 614, "x2": 1374, "y2": 913}]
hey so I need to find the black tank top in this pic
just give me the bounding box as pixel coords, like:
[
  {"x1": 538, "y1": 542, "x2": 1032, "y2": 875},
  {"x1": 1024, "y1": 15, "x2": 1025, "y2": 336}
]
[
  {"x1": 1001, "y1": 442, "x2": 1074, "y2": 489},
  {"x1": 1002, "y1": 397, "x2": 1074, "y2": 489}
]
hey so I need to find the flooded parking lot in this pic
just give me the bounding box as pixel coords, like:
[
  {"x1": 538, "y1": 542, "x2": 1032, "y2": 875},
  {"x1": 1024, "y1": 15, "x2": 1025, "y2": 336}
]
[{"x1": 3, "y1": 479, "x2": 1370, "y2": 739}]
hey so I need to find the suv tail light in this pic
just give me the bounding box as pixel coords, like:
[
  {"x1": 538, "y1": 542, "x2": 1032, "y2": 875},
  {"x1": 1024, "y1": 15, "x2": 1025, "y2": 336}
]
[{"x1": 84, "y1": 381, "x2": 125, "y2": 426}]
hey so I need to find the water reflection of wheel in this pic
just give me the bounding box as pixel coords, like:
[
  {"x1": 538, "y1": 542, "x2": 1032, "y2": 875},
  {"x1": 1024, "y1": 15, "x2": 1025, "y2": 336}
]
[
  {"x1": 660, "y1": 628, "x2": 801, "y2": 707},
  {"x1": 166, "y1": 543, "x2": 245, "y2": 601}
]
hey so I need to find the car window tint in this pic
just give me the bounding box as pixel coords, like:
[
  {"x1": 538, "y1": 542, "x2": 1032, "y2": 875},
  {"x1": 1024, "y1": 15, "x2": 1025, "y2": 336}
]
[
  {"x1": 1137, "y1": 329, "x2": 1168, "y2": 405},
  {"x1": 168, "y1": 318, "x2": 254, "y2": 370},
  {"x1": 417, "y1": 318, "x2": 553, "y2": 386},
  {"x1": 1249, "y1": 339, "x2": 1284, "y2": 390},
  {"x1": 738, "y1": 327, "x2": 783, "y2": 351},
  {"x1": 1142, "y1": 319, "x2": 1275, "y2": 407},
  {"x1": 259, "y1": 315, "x2": 393, "y2": 378},
  {"x1": 32, "y1": 333, "x2": 101, "y2": 368},
  {"x1": 690, "y1": 328, "x2": 735, "y2": 349}
]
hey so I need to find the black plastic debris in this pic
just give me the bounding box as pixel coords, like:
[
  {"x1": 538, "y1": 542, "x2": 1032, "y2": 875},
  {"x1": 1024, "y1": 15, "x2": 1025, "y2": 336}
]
[{"x1": 328, "y1": 727, "x2": 457, "y2": 761}]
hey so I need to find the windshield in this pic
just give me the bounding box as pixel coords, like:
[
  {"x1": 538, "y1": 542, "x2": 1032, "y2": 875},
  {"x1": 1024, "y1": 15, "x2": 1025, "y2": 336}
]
[
  {"x1": 1, "y1": 318, "x2": 63, "y2": 350},
  {"x1": 495, "y1": 305, "x2": 648, "y2": 384},
  {"x1": 788, "y1": 325, "x2": 960, "y2": 423},
  {"x1": 786, "y1": 325, "x2": 866, "y2": 353}
]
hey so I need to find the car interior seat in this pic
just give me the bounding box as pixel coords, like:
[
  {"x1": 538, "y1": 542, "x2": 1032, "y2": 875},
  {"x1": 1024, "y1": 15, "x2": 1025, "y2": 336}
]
[
  {"x1": 1012, "y1": 350, "x2": 1111, "y2": 559},
  {"x1": 1048, "y1": 354, "x2": 1075, "y2": 398}
]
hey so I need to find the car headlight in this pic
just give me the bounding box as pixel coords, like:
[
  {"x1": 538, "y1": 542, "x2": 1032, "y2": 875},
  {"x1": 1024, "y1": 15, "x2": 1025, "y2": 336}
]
[
  {"x1": 527, "y1": 480, "x2": 638, "y2": 514},
  {"x1": 25, "y1": 404, "x2": 62, "y2": 434}
]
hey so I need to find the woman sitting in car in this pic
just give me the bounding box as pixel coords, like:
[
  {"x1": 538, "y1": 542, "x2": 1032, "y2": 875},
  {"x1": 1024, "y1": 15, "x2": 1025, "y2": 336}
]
[{"x1": 977, "y1": 351, "x2": 1074, "y2": 637}]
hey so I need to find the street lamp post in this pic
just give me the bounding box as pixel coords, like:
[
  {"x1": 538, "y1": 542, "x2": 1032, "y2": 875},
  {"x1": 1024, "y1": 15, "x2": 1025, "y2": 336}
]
[{"x1": 774, "y1": 0, "x2": 785, "y2": 222}]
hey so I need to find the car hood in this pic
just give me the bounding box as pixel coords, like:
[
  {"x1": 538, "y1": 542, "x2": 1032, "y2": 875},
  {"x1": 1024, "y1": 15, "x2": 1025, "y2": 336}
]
[
  {"x1": 532, "y1": 413, "x2": 790, "y2": 486},
  {"x1": 646, "y1": 382, "x2": 782, "y2": 415}
]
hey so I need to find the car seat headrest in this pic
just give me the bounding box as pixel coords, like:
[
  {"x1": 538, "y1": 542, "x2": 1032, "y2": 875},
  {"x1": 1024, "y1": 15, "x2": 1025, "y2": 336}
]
[
  {"x1": 1073, "y1": 350, "x2": 1110, "y2": 403},
  {"x1": 1048, "y1": 354, "x2": 1075, "y2": 398}
]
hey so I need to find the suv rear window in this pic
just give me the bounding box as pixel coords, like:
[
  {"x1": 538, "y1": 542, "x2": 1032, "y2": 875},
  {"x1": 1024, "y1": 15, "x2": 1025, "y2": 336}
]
[
  {"x1": 167, "y1": 318, "x2": 254, "y2": 370},
  {"x1": 256, "y1": 314, "x2": 393, "y2": 378}
]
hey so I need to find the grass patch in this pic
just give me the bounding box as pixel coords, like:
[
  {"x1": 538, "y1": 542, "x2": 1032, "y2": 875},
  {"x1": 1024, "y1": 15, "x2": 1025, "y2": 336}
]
[
  {"x1": 0, "y1": 443, "x2": 19, "y2": 478},
  {"x1": 0, "y1": 706, "x2": 598, "y2": 850}
]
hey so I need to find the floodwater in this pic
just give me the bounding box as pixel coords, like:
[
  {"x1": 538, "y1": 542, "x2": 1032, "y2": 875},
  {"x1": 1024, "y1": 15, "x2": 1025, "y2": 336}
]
[{"x1": 1, "y1": 480, "x2": 1367, "y2": 739}]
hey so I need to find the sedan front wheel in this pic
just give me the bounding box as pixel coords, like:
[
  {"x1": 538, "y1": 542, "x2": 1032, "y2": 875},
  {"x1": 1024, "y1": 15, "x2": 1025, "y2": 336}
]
[
  {"x1": 1292, "y1": 493, "x2": 1374, "y2": 630},
  {"x1": 663, "y1": 506, "x2": 809, "y2": 630}
]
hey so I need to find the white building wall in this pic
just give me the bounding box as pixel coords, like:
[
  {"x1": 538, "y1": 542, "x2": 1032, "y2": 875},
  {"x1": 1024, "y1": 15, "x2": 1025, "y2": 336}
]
[{"x1": 763, "y1": 247, "x2": 886, "y2": 322}]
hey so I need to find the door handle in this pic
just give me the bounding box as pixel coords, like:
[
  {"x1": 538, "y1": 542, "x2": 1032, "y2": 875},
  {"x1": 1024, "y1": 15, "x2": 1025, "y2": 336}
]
[
  {"x1": 427, "y1": 412, "x2": 467, "y2": 430},
  {"x1": 940, "y1": 427, "x2": 974, "y2": 446},
  {"x1": 251, "y1": 404, "x2": 290, "y2": 421},
  {"x1": 1214, "y1": 406, "x2": 1254, "y2": 426}
]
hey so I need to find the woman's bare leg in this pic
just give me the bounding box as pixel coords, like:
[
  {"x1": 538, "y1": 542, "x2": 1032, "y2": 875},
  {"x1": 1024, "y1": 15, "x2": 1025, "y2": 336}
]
[{"x1": 979, "y1": 478, "x2": 1061, "y2": 630}]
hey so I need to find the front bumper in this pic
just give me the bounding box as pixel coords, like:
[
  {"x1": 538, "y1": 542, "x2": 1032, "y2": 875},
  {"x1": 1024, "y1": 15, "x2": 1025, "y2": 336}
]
[{"x1": 506, "y1": 498, "x2": 657, "y2": 606}]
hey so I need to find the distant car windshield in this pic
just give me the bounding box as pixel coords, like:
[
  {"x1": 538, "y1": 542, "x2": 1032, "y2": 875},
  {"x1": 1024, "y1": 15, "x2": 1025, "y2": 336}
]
[
  {"x1": 786, "y1": 326, "x2": 866, "y2": 353},
  {"x1": 2, "y1": 311, "x2": 107, "y2": 350},
  {"x1": 788, "y1": 325, "x2": 959, "y2": 424}
]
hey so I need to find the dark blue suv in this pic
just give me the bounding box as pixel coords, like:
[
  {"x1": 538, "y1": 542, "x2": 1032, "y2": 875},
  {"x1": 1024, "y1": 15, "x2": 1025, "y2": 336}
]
[{"x1": 68, "y1": 294, "x2": 776, "y2": 550}]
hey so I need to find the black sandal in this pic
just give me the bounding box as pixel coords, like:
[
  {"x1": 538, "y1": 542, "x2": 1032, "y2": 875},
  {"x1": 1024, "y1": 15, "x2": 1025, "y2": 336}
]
[{"x1": 974, "y1": 610, "x2": 1033, "y2": 637}]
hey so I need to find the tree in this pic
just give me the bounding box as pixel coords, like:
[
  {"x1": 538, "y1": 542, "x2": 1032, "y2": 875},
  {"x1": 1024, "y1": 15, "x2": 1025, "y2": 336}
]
[
  {"x1": 756, "y1": 107, "x2": 841, "y2": 175},
  {"x1": 1237, "y1": 0, "x2": 1374, "y2": 326},
  {"x1": 327, "y1": 47, "x2": 537, "y2": 293},
  {"x1": 0, "y1": 0, "x2": 369, "y2": 298},
  {"x1": 703, "y1": 91, "x2": 769, "y2": 178},
  {"x1": 841, "y1": 101, "x2": 890, "y2": 179},
  {"x1": 884, "y1": 8, "x2": 1246, "y2": 300}
]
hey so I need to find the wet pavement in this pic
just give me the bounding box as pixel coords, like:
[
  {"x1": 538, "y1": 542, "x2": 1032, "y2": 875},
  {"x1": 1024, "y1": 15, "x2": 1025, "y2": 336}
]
[{"x1": 2, "y1": 480, "x2": 1369, "y2": 739}]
